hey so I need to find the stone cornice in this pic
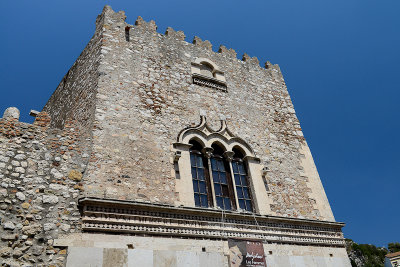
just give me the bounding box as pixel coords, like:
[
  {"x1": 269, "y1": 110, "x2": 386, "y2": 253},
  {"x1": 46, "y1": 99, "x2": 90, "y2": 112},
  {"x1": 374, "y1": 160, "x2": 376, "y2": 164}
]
[
  {"x1": 79, "y1": 198, "x2": 346, "y2": 247},
  {"x1": 192, "y1": 73, "x2": 227, "y2": 92}
]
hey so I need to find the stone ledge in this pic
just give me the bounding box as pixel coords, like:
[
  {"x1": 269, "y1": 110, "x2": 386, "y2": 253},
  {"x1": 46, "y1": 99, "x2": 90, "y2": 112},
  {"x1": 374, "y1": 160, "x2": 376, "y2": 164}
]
[
  {"x1": 79, "y1": 198, "x2": 346, "y2": 248},
  {"x1": 192, "y1": 74, "x2": 227, "y2": 92}
]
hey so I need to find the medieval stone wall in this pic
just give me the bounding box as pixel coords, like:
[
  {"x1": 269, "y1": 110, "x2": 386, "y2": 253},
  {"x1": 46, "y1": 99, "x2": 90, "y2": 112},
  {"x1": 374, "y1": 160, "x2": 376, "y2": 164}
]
[
  {"x1": 79, "y1": 6, "x2": 334, "y2": 221},
  {"x1": 0, "y1": 5, "x2": 347, "y2": 267},
  {"x1": 0, "y1": 113, "x2": 88, "y2": 266}
]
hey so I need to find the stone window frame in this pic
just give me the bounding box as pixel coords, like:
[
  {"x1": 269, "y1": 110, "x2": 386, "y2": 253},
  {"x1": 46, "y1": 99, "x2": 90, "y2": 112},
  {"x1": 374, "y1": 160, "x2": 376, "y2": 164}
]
[
  {"x1": 191, "y1": 58, "x2": 227, "y2": 91},
  {"x1": 231, "y1": 148, "x2": 254, "y2": 212},
  {"x1": 173, "y1": 116, "x2": 266, "y2": 213},
  {"x1": 189, "y1": 140, "x2": 214, "y2": 208},
  {"x1": 189, "y1": 139, "x2": 238, "y2": 211}
]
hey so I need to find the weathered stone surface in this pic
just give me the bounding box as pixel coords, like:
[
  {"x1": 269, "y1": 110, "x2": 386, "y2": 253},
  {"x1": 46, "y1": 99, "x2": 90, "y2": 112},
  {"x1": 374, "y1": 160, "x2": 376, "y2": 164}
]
[
  {"x1": 1, "y1": 234, "x2": 17, "y2": 241},
  {"x1": 68, "y1": 170, "x2": 82, "y2": 181},
  {"x1": 32, "y1": 246, "x2": 44, "y2": 256},
  {"x1": 21, "y1": 202, "x2": 30, "y2": 209},
  {"x1": 60, "y1": 224, "x2": 71, "y2": 232},
  {"x1": 13, "y1": 248, "x2": 23, "y2": 258},
  {"x1": 50, "y1": 168, "x2": 63, "y2": 179},
  {"x1": 0, "y1": 247, "x2": 12, "y2": 257},
  {"x1": 3, "y1": 221, "x2": 15, "y2": 230},
  {"x1": 2, "y1": 107, "x2": 20, "y2": 120},
  {"x1": 42, "y1": 195, "x2": 59, "y2": 204},
  {"x1": 66, "y1": 247, "x2": 103, "y2": 267},
  {"x1": 22, "y1": 224, "x2": 42, "y2": 236},
  {"x1": 165, "y1": 27, "x2": 185, "y2": 41},
  {"x1": 16, "y1": 192, "x2": 25, "y2": 201},
  {"x1": 43, "y1": 223, "x2": 56, "y2": 232}
]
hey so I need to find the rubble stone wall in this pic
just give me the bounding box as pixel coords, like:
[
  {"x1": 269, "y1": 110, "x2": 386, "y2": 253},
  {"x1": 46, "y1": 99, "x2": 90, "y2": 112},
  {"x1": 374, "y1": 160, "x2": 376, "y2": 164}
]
[
  {"x1": 0, "y1": 5, "x2": 345, "y2": 267},
  {"x1": 0, "y1": 114, "x2": 88, "y2": 266},
  {"x1": 81, "y1": 6, "x2": 334, "y2": 221}
]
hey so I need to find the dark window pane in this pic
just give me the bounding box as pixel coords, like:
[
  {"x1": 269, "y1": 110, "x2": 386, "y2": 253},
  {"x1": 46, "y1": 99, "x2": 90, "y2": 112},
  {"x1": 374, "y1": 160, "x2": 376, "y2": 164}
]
[
  {"x1": 219, "y1": 173, "x2": 227, "y2": 184},
  {"x1": 190, "y1": 154, "x2": 196, "y2": 166},
  {"x1": 194, "y1": 194, "x2": 200, "y2": 207},
  {"x1": 243, "y1": 187, "x2": 249, "y2": 199},
  {"x1": 193, "y1": 180, "x2": 199, "y2": 193},
  {"x1": 197, "y1": 156, "x2": 203, "y2": 167},
  {"x1": 232, "y1": 162, "x2": 238, "y2": 173},
  {"x1": 224, "y1": 198, "x2": 231, "y2": 210},
  {"x1": 198, "y1": 168, "x2": 205, "y2": 181},
  {"x1": 234, "y1": 174, "x2": 241, "y2": 186},
  {"x1": 214, "y1": 184, "x2": 221, "y2": 196},
  {"x1": 210, "y1": 158, "x2": 217, "y2": 170},
  {"x1": 246, "y1": 200, "x2": 252, "y2": 211},
  {"x1": 240, "y1": 175, "x2": 248, "y2": 186},
  {"x1": 201, "y1": 195, "x2": 208, "y2": 207},
  {"x1": 212, "y1": 171, "x2": 219, "y2": 183},
  {"x1": 237, "y1": 187, "x2": 243, "y2": 198},
  {"x1": 217, "y1": 160, "x2": 224, "y2": 171},
  {"x1": 191, "y1": 167, "x2": 197, "y2": 178},
  {"x1": 239, "y1": 199, "x2": 245, "y2": 210},
  {"x1": 199, "y1": 181, "x2": 206, "y2": 193},
  {"x1": 222, "y1": 185, "x2": 229, "y2": 197},
  {"x1": 216, "y1": 197, "x2": 223, "y2": 208},
  {"x1": 238, "y1": 163, "x2": 245, "y2": 174}
]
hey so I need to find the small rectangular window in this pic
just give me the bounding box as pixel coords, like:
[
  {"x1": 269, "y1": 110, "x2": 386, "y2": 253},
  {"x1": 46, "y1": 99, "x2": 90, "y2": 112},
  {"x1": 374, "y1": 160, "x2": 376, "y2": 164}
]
[{"x1": 125, "y1": 26, "x2": 130, "y2": 41}]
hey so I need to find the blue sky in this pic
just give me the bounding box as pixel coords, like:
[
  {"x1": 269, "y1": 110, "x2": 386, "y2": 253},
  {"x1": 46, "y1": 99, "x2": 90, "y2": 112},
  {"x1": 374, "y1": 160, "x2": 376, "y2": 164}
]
[{"x1": 1, "y1": 0, "x2": 399, "y2": 247}]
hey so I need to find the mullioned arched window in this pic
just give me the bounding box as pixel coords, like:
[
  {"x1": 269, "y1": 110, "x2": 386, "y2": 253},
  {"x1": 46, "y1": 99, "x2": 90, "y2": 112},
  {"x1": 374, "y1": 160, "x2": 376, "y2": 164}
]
[
  {"x1": 232, "y1": 147, "x2": 253, "y2": 212},
  {"x1": 189, "y1": 140, "x2": 212, "y2": 208},
  {"x1": 174, "y1": 116, "x2": 264, "y2": 212}
]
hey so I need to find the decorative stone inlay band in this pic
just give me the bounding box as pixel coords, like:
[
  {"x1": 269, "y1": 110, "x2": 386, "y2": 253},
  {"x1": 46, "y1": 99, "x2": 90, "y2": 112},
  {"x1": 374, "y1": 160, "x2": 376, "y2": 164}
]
[
  {"x1": 192, "y1": 74, "x2": 227, "y2": 91},
  {"x1": 79, "y1": 198, "x2": 346, "y2": 247}
]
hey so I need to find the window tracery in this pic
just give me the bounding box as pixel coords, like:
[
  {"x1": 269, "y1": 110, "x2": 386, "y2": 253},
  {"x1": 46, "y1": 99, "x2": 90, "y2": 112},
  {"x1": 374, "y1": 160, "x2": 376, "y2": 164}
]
[{"x1": 174, "y1": 116, "x2": 262, "y2": 212}]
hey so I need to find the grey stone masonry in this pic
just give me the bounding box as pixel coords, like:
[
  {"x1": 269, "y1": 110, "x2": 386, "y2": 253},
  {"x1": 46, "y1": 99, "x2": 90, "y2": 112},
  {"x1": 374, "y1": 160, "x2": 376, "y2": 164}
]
[
  {"x1": 70, "y1": 6, "x2": 333, "y2": 221},
  {"x1": 40, "y1": 5, "x2": 335, "y2": 221},
  {"x1": 0, "y1": 5, "x2": 349, "y2": 266},
  {"x1": 0, "y1": 113, "x2": 90, "y2": 266}
]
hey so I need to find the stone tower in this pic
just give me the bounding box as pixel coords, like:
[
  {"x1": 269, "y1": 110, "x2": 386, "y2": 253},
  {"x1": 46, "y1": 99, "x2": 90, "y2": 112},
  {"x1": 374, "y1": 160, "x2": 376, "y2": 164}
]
[{"x1": 0, "y1": 5, "x2": 351, "y2": 267}]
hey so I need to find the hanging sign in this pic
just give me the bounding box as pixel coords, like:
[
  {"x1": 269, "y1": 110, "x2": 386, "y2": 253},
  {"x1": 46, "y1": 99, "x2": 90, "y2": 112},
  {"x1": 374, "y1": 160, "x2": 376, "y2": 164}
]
[{"x1": 228, "y1": 239, "x2": 267, "y2": 267}]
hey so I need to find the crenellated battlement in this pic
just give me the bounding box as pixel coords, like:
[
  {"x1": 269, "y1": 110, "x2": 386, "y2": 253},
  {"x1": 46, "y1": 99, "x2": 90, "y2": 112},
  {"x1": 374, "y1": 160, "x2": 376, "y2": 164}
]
[
  {"x1": 0, "y1": 5, "x2": 348, "y2": 266},
  {"x1": 165, "y1": 27, "x2": 185, "y2": 41},
  {"x1": 100, "y1": 5, "x2": 279, "y2": 70},
  {"x1": 134, "y1": 16, "x2": 157, "y2": 32}
]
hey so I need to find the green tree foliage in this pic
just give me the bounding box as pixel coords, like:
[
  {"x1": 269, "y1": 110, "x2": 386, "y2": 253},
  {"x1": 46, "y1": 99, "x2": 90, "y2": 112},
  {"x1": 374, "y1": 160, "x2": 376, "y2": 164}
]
[
  {"x1": 388, "y1": 242, "x2": 400, "y2": 253},
  {"x1": 346, "y1": 239, "x2": 390, "y2": 267}
]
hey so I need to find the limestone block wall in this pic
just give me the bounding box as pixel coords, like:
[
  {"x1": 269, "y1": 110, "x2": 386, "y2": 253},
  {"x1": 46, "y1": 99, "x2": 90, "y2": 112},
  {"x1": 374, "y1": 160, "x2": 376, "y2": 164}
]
[
  {"x1": 76, "y1": 6, "x2": 334, "y2": 221},
  {"x1": 55, "y1": 233, "x2": 351, "y2": 267},
  {"x1": 0, "y1": 113, "x2": 89, "y2": 266}
]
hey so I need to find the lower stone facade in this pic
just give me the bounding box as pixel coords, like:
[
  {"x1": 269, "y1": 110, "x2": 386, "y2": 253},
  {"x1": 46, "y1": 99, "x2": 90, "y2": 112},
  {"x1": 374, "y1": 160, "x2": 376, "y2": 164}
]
[{"x1": 55, "y1": 233, "x2": 351, "y2": 267}]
